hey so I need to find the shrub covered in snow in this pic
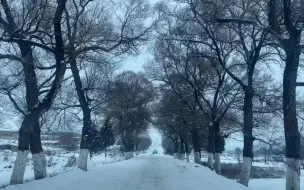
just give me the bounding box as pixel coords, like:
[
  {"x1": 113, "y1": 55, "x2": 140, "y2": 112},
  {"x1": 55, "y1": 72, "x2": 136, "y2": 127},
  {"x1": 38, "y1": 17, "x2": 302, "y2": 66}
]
[
  {"x1": 47, "y1": 156, "x2": 54, "y2": 167},
  {"x1": 2, "y1": 155, "x2": 8, "y2": 162},
  {"x1": 219, "y1": 163, "x2": 285, "y2": 179},
  {"x1": 65, "y1": 155, "x2": 77, "y2": 167}
]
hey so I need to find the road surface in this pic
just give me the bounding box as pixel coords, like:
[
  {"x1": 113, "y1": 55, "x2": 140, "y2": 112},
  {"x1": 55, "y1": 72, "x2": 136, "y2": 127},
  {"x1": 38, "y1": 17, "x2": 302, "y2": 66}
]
[{"x1": 7, "y1": 155, "x2": 248, "y2": 190}]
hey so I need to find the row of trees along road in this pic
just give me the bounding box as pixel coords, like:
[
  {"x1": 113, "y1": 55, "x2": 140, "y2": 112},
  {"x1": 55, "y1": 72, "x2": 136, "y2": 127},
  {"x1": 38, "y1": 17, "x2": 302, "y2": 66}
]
[
  {"x1": 146, "y1": 0, "x2": 304, "y2": 190},
  {"x1": 0, "y1": 0, "x2": 304, "y2": 190},
  {"x1": 0, "y1": 0, "x2": 157, "y2": 185}
]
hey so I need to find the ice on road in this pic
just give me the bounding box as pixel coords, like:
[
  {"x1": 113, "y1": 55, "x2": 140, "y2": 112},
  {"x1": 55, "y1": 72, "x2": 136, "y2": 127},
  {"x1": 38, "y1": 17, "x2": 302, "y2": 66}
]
[{"x1": 6, "y1": 155, "x2": 249, "y2": 190}]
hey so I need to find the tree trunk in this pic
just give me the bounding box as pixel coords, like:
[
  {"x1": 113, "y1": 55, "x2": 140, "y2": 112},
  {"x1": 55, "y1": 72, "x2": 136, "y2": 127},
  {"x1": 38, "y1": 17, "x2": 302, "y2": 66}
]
[
  {"x1": 185, "y1": 142, "x2": 190, "y2": 162},
  {"x1": 32, "y1": 152, "x2": 47, "y2": 180},
  {"x1": 11, "y1": 2, "x2": 66, "y2": 184},
  {"x1": 283, "y1": 45, "x2": 301, "y2": 190},
  {"x1": 1, "y1": 0, "x2": 68, "y2": 184},
  {"x1": 174, "y1": 139, "x2": 179, "y2": 159},
  {"x1": 207, "y1": 124, "x2": 215, "y2": 170},
  {"x1": 10, "y1": 42, "x2": 47, "y2": 184},
  {"x1": 78, "y1": 115, "x2": 91, "y2": 171},
  {"x1": 30, "y1": 126, "x2": 46, "y2": 180},
  {"x1": 286, "y1": 158, "x2": 300, "y2": 190},
  {"x1": 214, "y1": 153, "x2": 221, "y2": 174},
  {"x1": 179, "y1": 139, "x2": 185, "y2": 160},
  {"x1": 238, "y1": 89, "x2": 254, "y2": 186},
  {"x1": 192, "y1": 130, "x2": 201, "y2": 163},
  {"x1": 194, "y1": 152, "x2": 200, "y2": 163},
  {"x1": 264, "y1": 147, "x2": 267, "y2": 164},
  {"x1": 239, "y1": 157, "x2": 252, "y2": 186},
  {"x1": 123, "y1": 138, "x2": 134, "y2": 159},
  {"x1": 69, "y1": 56, "x2": 92, "y2": 171},
  {"x1": 135, "y1": 142, "x2": 139, "y2": 152},
  {"x1": 78, "y1": 149, "x2": 89, "y2": 170},
  {"x1": 214, "y1": 121, "x2": 221, "y2": 174},
  {"x1": 11, "y1": 124, "x2": 30, "y2": 184},
  {"x1": 105, "y1": 147, "x2": 107, "y2": 159},
  {"x1": 237, "y1": 155, "x2": 241, "y2": 166},
  {"x1": 10, "y1": 150, "x2": 29, "y2": 184},
  {"x1": 22, "y1": 50, "x2": 45, "y2": 179},
  {"x1": 186, "y1": 153, "x2": 190, "y2": 162}
]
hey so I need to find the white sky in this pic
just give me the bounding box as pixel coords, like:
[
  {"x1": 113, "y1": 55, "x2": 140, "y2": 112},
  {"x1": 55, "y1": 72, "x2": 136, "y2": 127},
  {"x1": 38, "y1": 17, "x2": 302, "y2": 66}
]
[{"x1": 120, "y1": 52, "x2": 153, "y2": 72}]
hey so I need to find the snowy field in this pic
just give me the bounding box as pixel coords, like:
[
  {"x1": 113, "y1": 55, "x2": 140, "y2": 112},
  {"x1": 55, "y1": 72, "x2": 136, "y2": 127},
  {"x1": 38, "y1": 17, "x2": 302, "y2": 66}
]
[
  {"x1": 197, "y1": 152, "x2": 285, "y2": 169},
  {"x1": 0, "y1": 142, "x2": 125, "y2": 188}
]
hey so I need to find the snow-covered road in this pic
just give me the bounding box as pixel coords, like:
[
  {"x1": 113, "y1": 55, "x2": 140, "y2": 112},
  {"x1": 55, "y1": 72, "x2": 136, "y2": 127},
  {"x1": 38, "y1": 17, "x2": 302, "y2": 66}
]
[{"x1": 6, "y1": 155, "x2": 248, "y2": 190}]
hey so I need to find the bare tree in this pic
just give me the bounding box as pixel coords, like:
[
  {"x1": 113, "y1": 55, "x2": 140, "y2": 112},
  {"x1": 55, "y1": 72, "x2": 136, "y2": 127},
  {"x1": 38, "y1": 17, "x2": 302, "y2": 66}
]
[
  {"x1": 235, "y1": 147, "x2": 242, "y2": 165},
  {"x1": 0, "y1": 0, "x2": 50, "y2": 182},
  {"x1": 146, "y1": 59, "x2": 205, "y2": 163},
  {"x1": 267, "y1": 0, "x2": 304, "y2": 189},
  {"x1": 0, "y1": 0, "x2": 67, "y2": 184},
  {"x1": 154, "y1": 84, "x2": 200, "y2": 162},
  {"x1": 146, "y1": 22, "x2": 242, "y2": 172},
  {"x1": 106, "y1": 71, "x2": 155, "y2": 159},
  {"x1": 61, "y1": 0, "x2": 155, "y2": 170},
  {"x1": 181, "y1": 0, "x2": 279, "y2": 185},
  {"x1": 205, "y1": 0, "x2": 304, "y2": 188}
]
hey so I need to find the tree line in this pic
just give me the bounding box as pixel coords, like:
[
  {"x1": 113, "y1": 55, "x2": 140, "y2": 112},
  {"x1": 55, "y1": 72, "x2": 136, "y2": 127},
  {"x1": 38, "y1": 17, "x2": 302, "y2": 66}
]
[
  {"x1": 145, "y1": 0, "x2": 304, "y2": 190},
  {"x1": 0, "y1": 0, "x2": 156, "y2": 185}
]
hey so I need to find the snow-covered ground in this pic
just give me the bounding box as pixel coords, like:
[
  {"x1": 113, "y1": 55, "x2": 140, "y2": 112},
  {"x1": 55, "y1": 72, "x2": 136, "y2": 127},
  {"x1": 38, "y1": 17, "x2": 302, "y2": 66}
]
[
  {"x1": 0, "y1": 127, "x2": 297, "y2": 190},
  {"x1": 196, "y1": 152, "x2": 285, "y2": 169},
  {"x1": 0, "y1": 144, "x2": 124, "y2": 188},
  {"x1": 250, "y1": 177, "x2": 304, "y2": 190},
  {"x1": 0, "y1": 127, "x2": 163, "y2": 188},
  {"x1": 5, "y1": 155, "x2": 250, "y2": 190}
]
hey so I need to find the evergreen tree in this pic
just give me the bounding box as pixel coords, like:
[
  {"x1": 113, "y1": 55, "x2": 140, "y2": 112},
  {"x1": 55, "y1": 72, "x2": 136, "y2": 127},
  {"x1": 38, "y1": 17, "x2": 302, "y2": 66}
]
[{"x1": 100, "y1": 117, "x2": 115, "y2": 157}]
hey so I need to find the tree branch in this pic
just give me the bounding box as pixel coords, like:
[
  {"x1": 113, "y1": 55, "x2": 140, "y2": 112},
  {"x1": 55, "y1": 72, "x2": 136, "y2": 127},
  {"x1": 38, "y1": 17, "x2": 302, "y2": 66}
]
[{"x1": 296, "y1": 82, "x2": 304, "y2": 86}]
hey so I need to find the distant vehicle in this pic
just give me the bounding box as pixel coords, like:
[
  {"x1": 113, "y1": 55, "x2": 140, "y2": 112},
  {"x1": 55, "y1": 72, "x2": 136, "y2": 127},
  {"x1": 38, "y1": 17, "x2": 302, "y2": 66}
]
[{"x1": 152, "y1": 149, "x2": 158, "y2": 154}]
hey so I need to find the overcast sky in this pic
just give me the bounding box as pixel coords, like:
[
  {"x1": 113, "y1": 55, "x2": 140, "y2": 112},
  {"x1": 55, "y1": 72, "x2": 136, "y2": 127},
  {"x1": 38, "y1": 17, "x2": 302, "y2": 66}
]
[{"x1": 121, "y1": 51, "x2": 153, "y2": 72}]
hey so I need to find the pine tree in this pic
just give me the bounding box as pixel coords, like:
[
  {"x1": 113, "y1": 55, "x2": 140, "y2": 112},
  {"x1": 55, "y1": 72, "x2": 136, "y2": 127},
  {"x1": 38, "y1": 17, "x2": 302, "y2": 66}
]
[{"x1": 100, "y1": 117, "x2": 115, "y2": 157}]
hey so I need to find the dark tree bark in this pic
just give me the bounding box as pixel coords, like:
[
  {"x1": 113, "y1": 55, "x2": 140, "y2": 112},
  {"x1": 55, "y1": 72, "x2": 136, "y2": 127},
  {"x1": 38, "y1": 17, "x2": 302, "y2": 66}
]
[
  {"x1": 135, "y1": 142, "x2": 139, "y2": 151},
  {"x1": 122, "y1": 137, "x2": 135, "y2": 152},
  {"x1": 238, "y1": 80, "x2": 255, "y2": 186},
  {"x1": 192, "y1": 129, "x2": 201, "y2": 163},
  {"x1": 20, "y1": 43, "x2": 43, "y2": 157},
  {"x1": 214, "y1": 120, "x2": 222, "y2": 174},
  {"x1": 174, "y1": 138, "x2": 179, "y2": 154},
  {"x1": 180, "y1": 138, "x2": 185, "y2": 154},
  {"x1": 69, "y1": 57, "x2": 92, "y2": 151},
  {"x1": 69, "y1": 55, "x2": 92, "y2": 171},
  {"x1": 242, "y1": 88, "x2": 254, "y2": 159},
  {"x1": 207, "y1": 124, "x2": 215, "y2": 154},
  {"x1": 191, "y1": 129, "x2": 201, "y2": 153},
  {"x1": 214, "y1": 121, "x2": 221, "y2": 154},
  {"x1": 267, "y1": 1, "x2": 302, "y2": 189},
  {"x1": 283, "y1": 50, "x2": 301, "y2": 160},
  {"x1": 10, "y1": 0, "x2": 67, "y2": 185},
  {"x1": 185, "y1": 142, "x2": 189, "y2": 154},
  {"x1": 282, "y1": 36, "x2": 301, "y2": 190},
  {"x1": 0, "y1": 0, "x2": 43, "y2": 172},
  {"x1": 207, "y1": 122, "x2": 215, "y2": 170}
]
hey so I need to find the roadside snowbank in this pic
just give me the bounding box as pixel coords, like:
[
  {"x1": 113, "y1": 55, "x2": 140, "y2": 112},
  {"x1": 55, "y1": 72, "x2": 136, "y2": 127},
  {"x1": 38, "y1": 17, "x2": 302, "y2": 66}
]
[{"x1": 0, "y1": 146, "x2": 124, "y2": 188}]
